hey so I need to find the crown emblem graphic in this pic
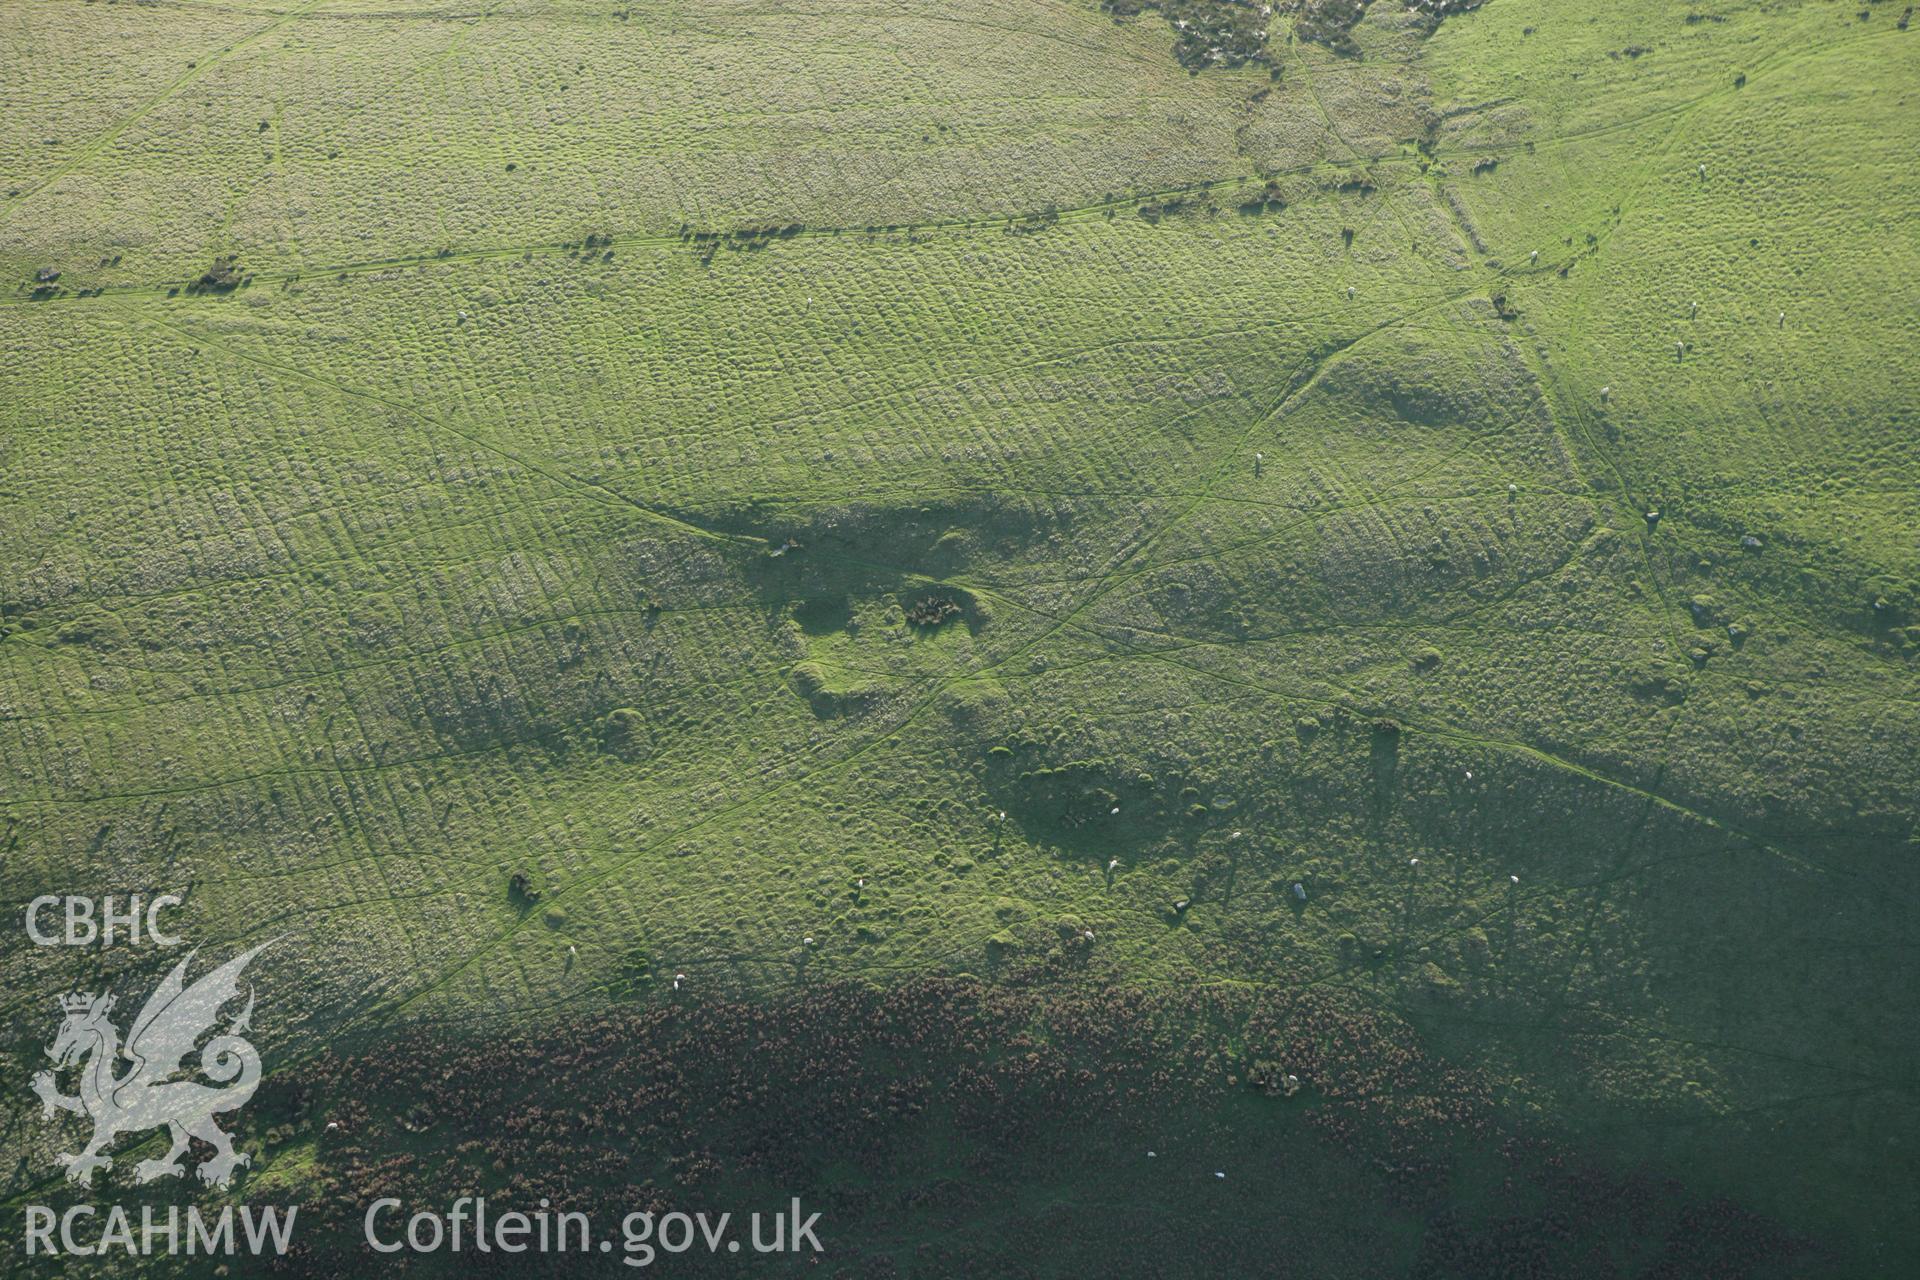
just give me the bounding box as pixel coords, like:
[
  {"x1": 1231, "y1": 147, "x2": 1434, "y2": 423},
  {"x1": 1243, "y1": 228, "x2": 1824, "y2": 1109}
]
[{"x1": 59, "y1": 993, "x2": 97, "y2": 1013}]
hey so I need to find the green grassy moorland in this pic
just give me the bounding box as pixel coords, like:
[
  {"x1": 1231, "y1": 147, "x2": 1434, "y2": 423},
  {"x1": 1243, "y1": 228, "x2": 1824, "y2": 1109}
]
[{"x1": 2, "y1": 0, "x2": 1917, "y2": 1274}]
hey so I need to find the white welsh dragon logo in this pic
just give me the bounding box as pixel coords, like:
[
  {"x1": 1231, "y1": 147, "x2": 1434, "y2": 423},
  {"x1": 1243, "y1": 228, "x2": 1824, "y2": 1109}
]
[{"x1": 31, "y1": 942, "x2": 270, "y2": 1188}]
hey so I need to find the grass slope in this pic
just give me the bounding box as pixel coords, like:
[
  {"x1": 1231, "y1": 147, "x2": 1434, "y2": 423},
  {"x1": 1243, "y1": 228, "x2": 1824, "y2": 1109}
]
[{"x1": 2, "y1": 0, "x2": 1916, "y2": 1271}]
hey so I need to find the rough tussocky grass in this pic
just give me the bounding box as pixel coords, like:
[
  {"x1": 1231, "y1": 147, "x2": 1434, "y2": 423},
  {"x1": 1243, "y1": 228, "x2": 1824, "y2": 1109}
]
[{"x1": 1, "y1": 0, "x2": 1916, "y2": 1269}]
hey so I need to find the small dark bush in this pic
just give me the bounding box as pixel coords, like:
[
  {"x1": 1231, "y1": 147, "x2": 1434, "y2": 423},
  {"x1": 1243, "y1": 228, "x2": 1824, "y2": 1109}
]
[{"x1": 192, "y1": 257, "x2": 243, "y2": 293}]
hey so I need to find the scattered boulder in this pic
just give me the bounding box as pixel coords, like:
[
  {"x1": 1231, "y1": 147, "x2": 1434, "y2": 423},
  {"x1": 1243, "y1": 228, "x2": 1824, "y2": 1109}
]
[{"x1": 905, "y1": 596, "x2": 962, "y2": 628}]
